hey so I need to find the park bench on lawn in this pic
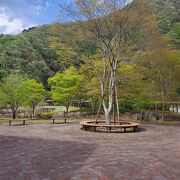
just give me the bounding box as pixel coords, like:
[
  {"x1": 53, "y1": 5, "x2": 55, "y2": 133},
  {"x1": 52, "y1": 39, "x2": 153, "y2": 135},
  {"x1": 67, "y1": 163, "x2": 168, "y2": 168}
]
[
  {"x1": 52, "y1": 118, "x2": 67, "y2": 124},
  {"x1": 9, "y1": 118, "x2": 67, "y2": 126},
  {"x1": 8, "y1": 119, "x2": 28, "y2": 126}
]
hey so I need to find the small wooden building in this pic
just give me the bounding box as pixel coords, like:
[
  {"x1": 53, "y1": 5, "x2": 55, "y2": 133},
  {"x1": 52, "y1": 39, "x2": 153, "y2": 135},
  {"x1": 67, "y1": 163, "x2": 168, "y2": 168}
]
[{"x1": 167, "y1": 102, "x2": 180, "y2": 113}]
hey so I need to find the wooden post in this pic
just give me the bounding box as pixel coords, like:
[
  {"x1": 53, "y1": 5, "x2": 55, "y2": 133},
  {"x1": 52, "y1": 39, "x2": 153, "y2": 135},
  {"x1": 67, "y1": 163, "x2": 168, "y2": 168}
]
[
  {"x1": 23, "y1": 120, "x2": 25, "y2": 125},
  {"x1": 53, "y1": 119, "x2": 55, "y2": 124},
  {"x1": 9, "y1": 120, "x2": 11, "y2": 126},
  {"x1": 176, "y1": 104, "x2": 178, "y2": 113},
  {"x1": 64, "y1": 118, "x2": 66, "y2": 123}
]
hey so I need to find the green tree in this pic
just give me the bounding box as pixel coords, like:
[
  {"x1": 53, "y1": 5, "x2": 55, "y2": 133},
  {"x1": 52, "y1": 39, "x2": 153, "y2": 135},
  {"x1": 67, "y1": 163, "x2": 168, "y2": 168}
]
[
  {"x1": 22, "y1": 79, "x2": 46, "y2": 118},
  {"x1": 48, "y1": 66, "x2": 82, "y2": 114},
  {"x1": 80, "y1": 64, "x2": 100, "y2": 114},
  {"x1": 0, "y1": 74, "x2": 25, "y2": 119},
  {"x1": 137, "y1": 35, "x2": 179, "y2": 120},
  {"x1": 168, "y1": 23, "x2": 180, "y2": 49}
]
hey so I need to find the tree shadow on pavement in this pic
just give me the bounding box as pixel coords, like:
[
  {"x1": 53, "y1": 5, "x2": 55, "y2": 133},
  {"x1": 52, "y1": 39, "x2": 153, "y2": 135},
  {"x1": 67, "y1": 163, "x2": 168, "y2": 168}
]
[{"x1": 0, "y1": 135, "x2": 97, "y2": 180}]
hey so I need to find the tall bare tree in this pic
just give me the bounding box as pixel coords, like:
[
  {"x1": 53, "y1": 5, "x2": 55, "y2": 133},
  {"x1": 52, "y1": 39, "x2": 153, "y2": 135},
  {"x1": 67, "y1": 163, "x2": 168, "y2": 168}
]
[{"x1": 58, "y1": 0, "x2": 158, "y2": 124}]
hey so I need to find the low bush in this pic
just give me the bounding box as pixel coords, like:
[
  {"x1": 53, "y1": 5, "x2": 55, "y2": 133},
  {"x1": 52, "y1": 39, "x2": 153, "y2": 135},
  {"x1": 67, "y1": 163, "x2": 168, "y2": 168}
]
[
  {"x1": 36, "y1": 112, "x2": 55, "y2": 119},
  {"x1": 164, "y1": 113, "x2": 180, "y2": 121}
]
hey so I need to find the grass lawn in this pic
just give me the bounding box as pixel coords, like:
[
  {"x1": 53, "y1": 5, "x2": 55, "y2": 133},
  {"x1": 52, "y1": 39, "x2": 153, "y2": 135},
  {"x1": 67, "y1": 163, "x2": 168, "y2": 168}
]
[
  {"x1": 36, "y1": 105, "x2": 79, "y2": 113},
  {"x1": 0, "y1": 105, "x2": 81, "y2": 125}
]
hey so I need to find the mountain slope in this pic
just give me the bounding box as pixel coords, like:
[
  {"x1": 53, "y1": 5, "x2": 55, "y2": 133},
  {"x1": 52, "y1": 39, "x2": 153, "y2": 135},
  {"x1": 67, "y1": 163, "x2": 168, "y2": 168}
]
[{"x1": 0, "y1": 0, "x2": 179, "y2": 85}]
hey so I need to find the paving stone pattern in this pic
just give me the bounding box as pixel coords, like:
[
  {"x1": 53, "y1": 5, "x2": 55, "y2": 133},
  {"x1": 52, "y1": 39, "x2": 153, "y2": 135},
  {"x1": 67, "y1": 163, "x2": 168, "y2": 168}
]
[{"x1": 0, "y1": 123, "x2": 179, "y2": 180}]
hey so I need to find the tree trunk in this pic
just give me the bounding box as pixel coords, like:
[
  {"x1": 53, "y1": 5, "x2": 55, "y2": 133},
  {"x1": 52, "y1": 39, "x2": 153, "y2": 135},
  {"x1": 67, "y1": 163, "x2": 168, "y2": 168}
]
[
  {"x1": 161, "y1": 103, "x2": 165, "y2": 121},
  {"x1": 103, "y1": 98, "x2": 111, "y2": 125},
  {"x1": 161, "y1": 91, "x2": 166, "y2": 121},
  {"x1": 161, "y1": 97, "x2": 165, "y2": 121},
  {"x1": 100, "y1": 68, "x2": 115, "y2": 125},
  {"x1": 96, "y1": 97, "x2": 102, "y2": 123},
  {"x1": 10, "y1": 105, "x2": 17, "y2": 119},
  {"x1": 13, "y1": 113, "x2": 16, "y2": 119},
  {"x1": 12, "y1": 110, "x2": 16, "y2": 119},
  {"x1": 115, "y1": 84, "x2": 120, "y2": 123},
  {"x1": 91, "y1": 99, "x2": 95, "y2": 115},
  {"x1": 104, "y1": 108, "x2": 111, "y2": 125},
  {"x1": 113, "y1": 85, "x2": 116, "y2": 124},
  {"x1": 32, "y1": 105, "x2": 36, "y2": 119},
  {"x1": 66, "y1": 104, "x2": 69, "y2": 116},
  {"x1": 79, "y1": 99, "x2": 83, "y2": 108}
]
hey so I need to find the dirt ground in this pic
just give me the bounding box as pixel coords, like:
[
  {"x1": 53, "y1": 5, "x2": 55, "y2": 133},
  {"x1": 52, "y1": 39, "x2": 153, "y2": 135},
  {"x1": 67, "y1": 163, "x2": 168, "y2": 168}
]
[{"x1": 0, "y1": 123, "x2": 179, "y2": 180}]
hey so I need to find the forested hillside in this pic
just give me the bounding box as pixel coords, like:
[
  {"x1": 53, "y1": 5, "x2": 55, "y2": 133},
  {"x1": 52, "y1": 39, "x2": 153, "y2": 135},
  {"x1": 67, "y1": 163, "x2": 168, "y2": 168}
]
[
  {"x1": 0, "y1": 25, "x2": 83, "y2": 87},
  {"x1": 0, "y1": 0, "x2": 179, "y2": 87},
  {"x1": 151, "y1": 0, "x2": 180, "y2": 48}
]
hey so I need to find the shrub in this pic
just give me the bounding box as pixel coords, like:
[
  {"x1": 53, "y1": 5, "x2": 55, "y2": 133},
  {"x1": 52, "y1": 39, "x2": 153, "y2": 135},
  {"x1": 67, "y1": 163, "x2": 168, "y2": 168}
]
[
  {"x1": 119, "y1": 100, "x2": 133, "y2": 114},
  {"x1": 164, "y1": 113, "x2": 180, "y2": 121},
  {"x1": 36, "y1": 112, "x2": 55, "y2": 119}
]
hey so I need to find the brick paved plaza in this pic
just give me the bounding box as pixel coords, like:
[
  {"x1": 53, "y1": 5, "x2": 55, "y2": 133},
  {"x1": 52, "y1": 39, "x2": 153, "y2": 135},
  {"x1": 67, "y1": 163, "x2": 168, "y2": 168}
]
[{"x1": 0, "y1": 123, "x2": 179, "y2": 180}]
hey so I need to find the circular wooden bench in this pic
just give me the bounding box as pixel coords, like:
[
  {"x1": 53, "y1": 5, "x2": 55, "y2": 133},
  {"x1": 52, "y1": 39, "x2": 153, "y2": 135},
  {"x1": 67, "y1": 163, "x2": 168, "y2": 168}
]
[{"x1": 80, "y1": 120, "x2": 140, "y2": 133}]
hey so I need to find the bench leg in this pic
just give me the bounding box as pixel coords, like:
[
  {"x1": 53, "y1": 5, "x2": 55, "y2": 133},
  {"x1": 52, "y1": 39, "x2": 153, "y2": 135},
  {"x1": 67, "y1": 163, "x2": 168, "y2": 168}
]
[
  {"x1": 53, "y1": 119, "x2": 55, "y2": 124},
  {"x1": 23, "y1": 120, "x2": 25, "y2": 125},
  {"x1": 64, "y1": 118, "x2": 66, "y2": 123},
  {"x1": 94, "y1": 126, "x2": 96, "y2": 132},
  {"x1": 134, "y1": 126, "x2": 138, "y2": 132},
  {"x1": 106, "y1": 127, "x2": 111, "y2": 132},
  {"x1": 124, "y1": 127, "x2": 126, "y2": 132},
  {"x1": 9, "y1": 120, "x2": 11, "y2": 126}
]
